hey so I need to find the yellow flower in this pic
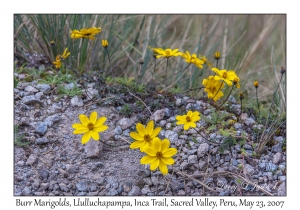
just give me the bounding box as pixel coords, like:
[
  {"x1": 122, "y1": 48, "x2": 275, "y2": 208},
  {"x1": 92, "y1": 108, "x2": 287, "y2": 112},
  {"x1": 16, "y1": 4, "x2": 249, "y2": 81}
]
[
  {"x1": 52, "y1": 55, "x2": 62, "y2": 69},
  {"x1": 50, "y1": 40, "x2": 55, "y2": 46},
  {"x1": 102, "y1": 39, "x2": 108, "y2": 48},
  {"x1": 253, "y1": 81, "x2": 259, "y2": 88},
  {"x1": 176, "y1": 110, "x2": 200, "y2": 130},
  {"x1": 202, "y1": 76, "x2": 225, "y2": 101},
  {"x1": 70, "y1": 27, "x2": 102, "y2": 40},
  {"x1": 199, "y1": 55, "x2": 213, "y2": 67},
  {"x1": 214, "y1": 51, "x2": 221, "y2": 60},
  {"x1": 61, "y1": 48, "x2": 70, "y2": 59},
  {"x1": 140, "y1": 137, "x2": 177, "y2": 175},
  {"x1": 234, "y1": 77, "x2": 241, "y2": 89},
  {"x1": 211, "y1": 67, "x2": 239, "y2": 86},
  {"x1": 154, "y1": 48, "x2": 182, "y2": 58},
  {"x1": 180, "y1": 51, "x2": 204, "y2": 69},
  {"x1": 72, "y1": 111, "x2": 109, "y2": 145},
  {"x1": 130, "y1": 120, "x2": 161, "y2": 152}
]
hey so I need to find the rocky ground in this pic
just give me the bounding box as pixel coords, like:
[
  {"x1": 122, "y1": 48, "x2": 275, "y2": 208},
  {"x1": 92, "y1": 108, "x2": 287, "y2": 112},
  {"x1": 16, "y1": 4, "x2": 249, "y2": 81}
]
[{"x1": 14, "y1": 75, "x2": 286, "y2": 196}]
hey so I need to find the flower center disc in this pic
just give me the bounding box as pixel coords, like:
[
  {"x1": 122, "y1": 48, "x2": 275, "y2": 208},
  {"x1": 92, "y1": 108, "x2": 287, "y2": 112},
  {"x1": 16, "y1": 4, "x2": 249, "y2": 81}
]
[
  {"x1": 186, "y1": 116, "x2": 191, "y2": 122},
  {"x1": 87, "y1": 123, "x2": 94, "y2": 130},
  {"x1": 144, "y1": 134, "x2": 151, "y2": 142},
  {"x1": 156, "y1": 152, "x2": 163, "y2": 159},
  {"x1": 223, "y1": 72, "x2": 227, "y2": 78}
]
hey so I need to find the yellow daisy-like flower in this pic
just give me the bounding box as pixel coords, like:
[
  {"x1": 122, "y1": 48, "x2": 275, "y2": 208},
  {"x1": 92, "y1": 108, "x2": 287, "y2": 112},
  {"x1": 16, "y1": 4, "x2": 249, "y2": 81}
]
[
  {"x1": 233, "y1": 77, "x2": 241, "y2": 89},
  {"x1": 130, "y1": 120, "x2": 161, "y2": 152},
  {"x1": 202, "y1": 76, "x2": 225, "y2": 101},
  {"x1": 211, "y1": 67, "x2": 239, "y2": 86},
  {"x1": 72, "y1": 111, "x2": 109, "y2": 145},
  {"x1": 180, "y1": 51, "x2": 204, "y2": 69},
  {"x1": 102, "y1": 39, "x2": 108, "y2": 48},
  {"x1": 52, "y1": 58, "x2": 62, "y2": 69},
  {"x1": 199, "y1": 55, "x2": 213, "y2": 67},
  {"x1": 61, "y1": 48, "x2": 70, "y2": 59},
  {"x1": 214, "y1": 51, "x2": 221, "y2": 60},
  {"x1": 253, "y1": 81, "x2": 259, "y2": 88},
  {"x1": 154, "y1": 48, "x2": 182, "y2": 58},
  {"x1": 140, "y1": 137, "x2": 177, "y2": 175},
  {"x1": 176, "y1": 110, "x2": 200, "y2": 131},
  {"x1": 70, "y1": 27, "x2": 102, "y2": 40}
]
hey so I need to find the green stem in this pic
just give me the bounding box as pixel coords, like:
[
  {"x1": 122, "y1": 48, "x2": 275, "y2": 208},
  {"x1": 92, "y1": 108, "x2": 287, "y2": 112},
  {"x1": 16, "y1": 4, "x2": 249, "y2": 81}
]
[
  {"x1": 255, "y1": 88, "x2": 260, "y2": 118},
  {"x1": 216, "y1": 84, "x2": 235, "y2": 110},
  {"x1": 166, "y1": 57, "x2": 169, "y2": 85},
  {"x1": 105, "y1": 48, "x2": 113, "y2": 76}
]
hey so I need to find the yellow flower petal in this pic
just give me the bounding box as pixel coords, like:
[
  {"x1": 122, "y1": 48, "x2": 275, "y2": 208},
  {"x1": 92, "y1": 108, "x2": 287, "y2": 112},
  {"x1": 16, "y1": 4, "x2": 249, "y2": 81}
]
[
  {"x1": 150, "y1": 127, "x2": 161, "y2": 138},
  {"x1": 130, "y1": 140, "x2": 145, "y2": 149},
  {"x1": 136, "y1": 123, "x2": 146, "y2": 136},
  {"x1": 161, "y1": 139, "x2": 170, "y2": 153},
  {"x1": 94, "y1": 116, "x2": 107, "y2": 127},
  {"x1": 82, "y1": 131, "x2": 92, "y2": 144},
  {"x1": 73, "y1": 128, "x2": 89, "y2": 134},
  {"x1": 93, "y1": 125, "x2": 108, "y2": 133},
  {"x1": 158, "y1": 161, "x2": 168, "y2": 175},
  {"x1": 72, "y1": 123, "x2": 87, "y2": 130},
  {"x1": 91, "y1": 130, "x2": 99, "y2": 140},
  {"x1": 144, "y1": 147, "x2": 157, "y2": 156},
  {"x1": 163, "y1": 148, "x2": 177, "y2": 157},
  {"x1": 146, "y1": 120, "x2": 154, "y2": 134},
  {"x1": 161, "y1": 157, "x2": 175, "y2": 165},
  {"x1": 150, "y1": 159, "x2": 159, "y2": 170},
  {"x1": 140, "y1": 155, "x2": 157, "y2": 164},
  {"x1": 152, "y1": 137, "x2": 161, "y2": 151},
  {"x1": 79, "y1": 114, "x2": 90, "y2": 126},
  {"x1": 90, "y1": 112, "x2": 97, "y2": 124},
  {"x1": 130, "y1": 132, "x2": 144, "y2": 141}
]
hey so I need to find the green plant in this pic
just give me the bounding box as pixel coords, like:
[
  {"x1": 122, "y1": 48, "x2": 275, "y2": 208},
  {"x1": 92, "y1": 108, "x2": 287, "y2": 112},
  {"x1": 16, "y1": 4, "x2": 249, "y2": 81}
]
[
  {"x1": 119, "y1": 104, "x2": 133, "y2": 118},
  {"x1": 57, "y1": 83, "x2": 82, "y2": 97},
  {"x1": 201, "y1": 110, "x2": 233, "y2": 133},
  {"x1": 14, "y1": 125, "x2": 30, "y2": 147}
]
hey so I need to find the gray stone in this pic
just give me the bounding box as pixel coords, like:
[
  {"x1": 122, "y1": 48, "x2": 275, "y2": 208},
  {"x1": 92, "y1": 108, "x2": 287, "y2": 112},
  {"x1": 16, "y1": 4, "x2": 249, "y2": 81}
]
[
  {"x1": 84, "y1": 140, "x2": 103, "y2": 158},
  {"x1": 197, "y1": 143, "x2": 209, "y2": 158},
  {"x1": 114, "y1": 126, "x2": 122, "y2": 135},
  {"x1": 59, "y1": 183, "x2": 68, "y2": 192},
  {"x1": 138, "y1": 170, "x2": 151, "y2": 178},
  {"x1": 196, "y1": 137, "x2": 205, "y2": 144},
  {"x1": 21, "y1": 95, "x2": 43, "y2": 106},
  {"x1": 119, "y1": 118, "x2": 134, "y2": 130},
  {"x1": 231, "y1": 159, "x2": 239, "y2": 167},
  {"x1": 128, "y1": 186, "x2": 140, "y2": 196},
  {"x1": 36, "y1": 137, "x2": 49, "y2": 145},
  {"x1": 150, "y1": 109, "x2": 165, "y2": 122},
  {"x1": 272, "y1": 152, "x2": 282, "y2": 164},
  {"x1": 107, "y1": 188, "x2": 118, "y2": 195},
  {"x1": 90, "y1": 184, "x2": 98, "y2": 192},
  {"x1": 24, "y1": 85, "x2": 38, "y2": 93},
  {"x1": 177, "y1": 190, "x2": 186, "y2": 195},
  {"x1": 85, "y1": 88, "x2": 99, "y2": 99},
  {"x1": 228, "y1": 95, "x2": 236, "y2": 103},
  {"x1": 159, "y1": 120, "x2": 167, "y2": 127},
  {"x1": 164, "y1": 130, "x2": 178, "y2": 143},
  {"x1": 277, "y1": 182, "x2": 286, "y2": 196},
  {"x1": 65, "y1": 83, "x2": 75, "y2": 90},
  {"x1": 243, "y1": 117, "x2": 255, "y2": 126},
  {"x1": 36, "y1": 84, "x2": 51, "y2": 94},
  {"x1": 22, "y1": 187, "x2": 32, "y2": 196},
  {"x1": 278, "y1": 176, "x2": 286, "y2": 182},
  {"x1": 35, "y1": 122, "x2": 48, "y2": 135},
  {"x1": 187, "y1": 149, "x2": 197, "y2": 155},
  {"x1": 198, "y1": 161, "x2": 207, "y2": 170},
  {"x1": 272, "y1": 143, "x2": 282, "y2": 153},
  {"x1": 76, "y1": 181, "x2": 88, "y2": 192},
  {"x1": 274, "y1": 136, "x2": 284, "y2": 143},
  {"x1": 68, "y1": 165, "x2": 79, "y2": 174},
  {"x1": 203, "y1": 109, "x2": 212, "y2": 115},
  {"x1": 180, "y1": 161, "x2": 193, "y2": 170},
  {"x1": 164, "y1": 108, "x2": 171, "y2": 117},
  {"x1": 265, "y1": 163, "x2": 278, "y2": 172},
  {"x1": 71, "y1": 96, "x2": 83, "y2": 107},
  {"x1": 188, "y1": 155, "x2": 198, "y2": 164},
  {"x1": 141, "y1": 186, "x2": 151, "y2": 195},
  {"x1": 243, "y1": 164, "x2": 255, "y2": 175},
  {"x1": 35, "y1": 92, "x2": 44, "y2": 100},
  {"x1": 26, "y1": 154, "x2": 38, "y2": 165},
  {"x1": 243, "y1": 144, "x2": 253, "y2": 150},
  {"x1": 234, "y1": 123, "x2": 242, "y2": 130},
  {"x1": 38, "y1": 169, "x2": 49, "y2": 179},
  {"x1": 258, "y1": 160, "x2": 266, "y2": 170},
  {"x1": 44, "y1": 114, "x2": 60, "y2": 127},
  {"x1": 32, "y1": 180, "x2": 40, "y2": 190},
  {"x1": 230, "y1": 104, "x2": 241, "y2": 115}
]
